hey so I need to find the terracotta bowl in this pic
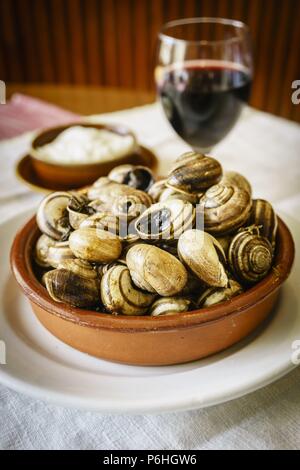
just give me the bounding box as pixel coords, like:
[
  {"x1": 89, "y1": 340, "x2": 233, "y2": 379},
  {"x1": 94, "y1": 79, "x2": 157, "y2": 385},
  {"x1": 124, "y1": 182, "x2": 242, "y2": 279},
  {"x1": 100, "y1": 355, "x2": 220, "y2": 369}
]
[
  {"x1": 10, "y1": 216, "x2": 294, "y2": 366},
  {"x1": 30, "y1": 123, "x2": 143, "y2": 189}
]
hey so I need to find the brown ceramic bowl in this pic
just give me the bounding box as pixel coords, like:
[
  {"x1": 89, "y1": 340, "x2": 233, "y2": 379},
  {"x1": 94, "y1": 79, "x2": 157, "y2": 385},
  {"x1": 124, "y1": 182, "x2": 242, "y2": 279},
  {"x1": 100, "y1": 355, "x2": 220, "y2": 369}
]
[
  {"x1": 11, "y1": 216, "x2": 294, "y2": 366},
  {"x1": 30, "y1": 123, "x2": 147, "y2": 189}
]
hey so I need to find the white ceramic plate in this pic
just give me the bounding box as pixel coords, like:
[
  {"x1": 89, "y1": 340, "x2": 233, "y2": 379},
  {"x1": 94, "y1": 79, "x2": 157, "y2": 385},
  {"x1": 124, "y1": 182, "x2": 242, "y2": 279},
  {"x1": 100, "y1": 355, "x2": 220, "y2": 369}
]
[{"x1": 0, "y1": 209, "x2": 299, "y2": 413}]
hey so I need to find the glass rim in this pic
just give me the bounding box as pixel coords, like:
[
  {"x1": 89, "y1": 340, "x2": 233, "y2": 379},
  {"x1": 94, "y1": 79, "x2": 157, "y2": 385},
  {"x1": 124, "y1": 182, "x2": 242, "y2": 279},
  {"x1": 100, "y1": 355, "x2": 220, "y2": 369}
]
[{"x1": 159, "y1": 17, "x2": 250, "y2": 45}]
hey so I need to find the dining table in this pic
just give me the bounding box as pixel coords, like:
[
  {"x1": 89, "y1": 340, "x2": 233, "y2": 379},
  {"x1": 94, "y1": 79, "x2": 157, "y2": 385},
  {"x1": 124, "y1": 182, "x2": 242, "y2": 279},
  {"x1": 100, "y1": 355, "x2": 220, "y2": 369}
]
[{"x1": 0, "y1": 84, "x2": 300, "y2": 450}]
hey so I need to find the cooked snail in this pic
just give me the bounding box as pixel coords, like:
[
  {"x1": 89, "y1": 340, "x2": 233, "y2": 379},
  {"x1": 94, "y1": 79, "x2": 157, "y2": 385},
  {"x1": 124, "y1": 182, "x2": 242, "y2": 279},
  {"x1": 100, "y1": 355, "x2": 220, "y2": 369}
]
[
  {"x1": 34, "y1": 234, "x2": 57, "y2": 267},
  {"x1": 87, "y1": 177, "x2": 151, "y2": 205},
  {"x1": 67, "y1": 193, "x2": 95, "y2": 230},
  {"x1": 69, "y1": 227, "x2": 122, "y2": 263},
  {"x1": 149, "y1": 297, "x2": 192, "y2": 316},
  {"x1": 47, "y1": 241, "x2": 75, "y2": 268},
  {"x1": 228, "y1": 226, "x2": 273, "y2": 285},
  {"x1": 36, "y1": 191, "x2": 71, "y2": 240},
  {"x1": 167, "y1": 151, "x2": 222, "y2": 194},
  {"x1": 221, "y1": 171, "x2": 252, "y2": 196},
  {"x1": 126, "y1": 244, "x2": 187, "y2": 296},
  {"x1": 111, "y1": 192, "x2": 152, "y2": 220},
  {"x1": 101, "y1": 264, "x2": 155, "y2": 315},
  {"x1": 108, "y1": 164, "x2": 154, "y2": 191},
  {"x1": 159, "y1": 186, "x2": 199, "y2": 204},
  {"x1": 199, "y1": 183, "x2": 252, "y2": 235},
  {"x1": 135, "y1": 198, "x2": 195, "y2": 240},
  {"x1": 197, "y1": 279, "x2": 243, "y2": 307},
  {"x1": 97, "y1": 259, "x2": 127, "y2": 277},
  {"x1": 178, "y1": 229, "x2": 228, "y2": 287},
  {"x1": 44, "y1": 268, "x2": 99, "y2": 308},
  {"x1": 80, "y1": 213, "x2": 138, "y2": 242},
  {"x1": 248, "y1": 199, "x2": 278, "y2": 249},
  {"x1": 57, "y1": 259, "x2": 97, "y2": 280}
]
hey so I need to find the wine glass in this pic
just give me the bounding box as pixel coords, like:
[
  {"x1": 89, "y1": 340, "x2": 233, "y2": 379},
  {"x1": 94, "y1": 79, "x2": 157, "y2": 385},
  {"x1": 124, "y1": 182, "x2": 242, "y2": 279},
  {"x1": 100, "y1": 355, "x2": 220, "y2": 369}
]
[{"x1": 155, "y1": 17, "x2": 253, "y2": 153}]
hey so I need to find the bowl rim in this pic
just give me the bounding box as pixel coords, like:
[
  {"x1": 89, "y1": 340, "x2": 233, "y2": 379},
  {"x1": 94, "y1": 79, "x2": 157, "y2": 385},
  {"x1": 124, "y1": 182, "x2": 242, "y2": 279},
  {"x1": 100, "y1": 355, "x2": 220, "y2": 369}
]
[
  {"x1": 30, "y1": 122, "x2": 138, "y2": 169},
  {"x1": 10, "y1": 215, "x2": 295, "y2": 333}
]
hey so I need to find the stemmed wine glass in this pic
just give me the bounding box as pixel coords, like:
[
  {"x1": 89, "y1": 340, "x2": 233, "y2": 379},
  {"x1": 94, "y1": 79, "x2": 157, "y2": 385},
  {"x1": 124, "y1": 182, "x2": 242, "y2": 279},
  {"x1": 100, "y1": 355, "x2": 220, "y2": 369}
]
[{"x1": 155, "y1": 18, "x2": 253, "y2": 153}]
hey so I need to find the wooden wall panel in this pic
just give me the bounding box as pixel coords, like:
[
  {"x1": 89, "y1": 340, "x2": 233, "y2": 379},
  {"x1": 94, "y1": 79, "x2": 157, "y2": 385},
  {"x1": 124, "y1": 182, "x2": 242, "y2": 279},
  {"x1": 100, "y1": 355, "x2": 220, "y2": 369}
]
[{"x1": 0, "y1": 0, "x2": 299, "y2": 122}]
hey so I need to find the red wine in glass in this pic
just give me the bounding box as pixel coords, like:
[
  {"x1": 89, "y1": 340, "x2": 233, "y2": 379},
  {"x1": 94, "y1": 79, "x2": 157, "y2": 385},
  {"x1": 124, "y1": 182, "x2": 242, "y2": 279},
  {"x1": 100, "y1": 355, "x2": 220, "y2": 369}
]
[{"x1": 158, "y1": 60, "x2": 252, "y2": 151}]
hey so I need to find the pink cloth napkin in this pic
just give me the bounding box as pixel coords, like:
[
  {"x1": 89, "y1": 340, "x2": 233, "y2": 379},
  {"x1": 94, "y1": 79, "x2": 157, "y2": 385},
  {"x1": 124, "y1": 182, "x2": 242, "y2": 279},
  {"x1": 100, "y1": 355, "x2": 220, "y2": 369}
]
[{"x1": 0, "y1": 93, "x2": 80, "y2": 140}]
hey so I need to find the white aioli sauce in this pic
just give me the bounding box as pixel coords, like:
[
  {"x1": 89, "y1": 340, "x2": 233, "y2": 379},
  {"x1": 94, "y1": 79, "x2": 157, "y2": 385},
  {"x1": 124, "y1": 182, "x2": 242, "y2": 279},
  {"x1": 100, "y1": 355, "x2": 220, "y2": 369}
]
[{"x1": 33, "y1": 126, "x2": 136, "y2": 165}]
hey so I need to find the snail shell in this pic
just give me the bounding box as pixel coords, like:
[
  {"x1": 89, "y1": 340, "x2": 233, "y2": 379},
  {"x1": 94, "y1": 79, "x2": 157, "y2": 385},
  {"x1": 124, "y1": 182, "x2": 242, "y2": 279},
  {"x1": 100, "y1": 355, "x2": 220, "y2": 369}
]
[
  {"x1": 248, "y1": 199, "x2": 278, "y2": 249},
  {"x1": 111, "y1": 192, "x2": 152, "y2": 220},
  {"x1": 47, "y1": 241, "x2": 75, "y2": 268},
  {"x1": 159, "y1": 187, "x2": 199, "y2": 204},
  {"x1": 199, "y1": 183, "x2": 252, "y2": 235},
  {"x1": 80, "y1": 213, "x2": 139, "y2": 242},
  {"x1": 135, "y1": 198, "x2": 195, "y2": 241},
  {"x1": 126, "y1": 244, "x2": 188, "y2": 296},
  {"x1": 36, "y1": 191, "x2": 71, "y2": 240},
  {"x1": 67, "y1": 193, "x2": 95, "y2": 230},
  {"x1": 57, "y1": 259, "x2": 97, "y2": 280},
  {"x1": 221, "y1": 171, "x2": 252, "y2": 196},
  {"x1": 108, "y1": 164, "x2": 154, "y2": 192},
  {"x1": 87, "y1": 177, "x2": 151, "y2": 205},
  {"x1": 148, "y1": 179, "x2": 167, "y2": 202},
  {"x1": 178, "y1": 229, "x2": 228, "y2": 288},
  {"x1": 34, "y1": 234, "x2": 57, "y2": 267},
  {"x1": 44, "y1": 268, "x2": 99, "y2": 308},
  {"x1": 228, "y1": 226, "x2": 273, "y2": 285},
  {"x1": 97, "y1": 259, "x2": 127, "y2": 277},
  {"x1": 166, "y1": 151, "x2": 222, "y2": 194},
  {"x1": 149, "y1": 297, "x2": 192, "y2": 316},
  {"x1": 101, "y1": 264, "x2": 155, "y2": 315},
  {"x1": 69, "y1": 227, "x2": 122, "y2": 263},
  {"x1": 197, "y1": 279, "x2": 243, "y2": 307}
]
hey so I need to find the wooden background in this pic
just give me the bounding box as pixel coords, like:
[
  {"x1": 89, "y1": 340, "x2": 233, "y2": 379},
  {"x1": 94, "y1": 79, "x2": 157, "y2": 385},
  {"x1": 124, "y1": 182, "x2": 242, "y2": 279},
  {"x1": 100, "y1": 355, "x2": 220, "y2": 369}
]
[{"x1": 0, "y1": 0, "x2": 299, "y2": 122}]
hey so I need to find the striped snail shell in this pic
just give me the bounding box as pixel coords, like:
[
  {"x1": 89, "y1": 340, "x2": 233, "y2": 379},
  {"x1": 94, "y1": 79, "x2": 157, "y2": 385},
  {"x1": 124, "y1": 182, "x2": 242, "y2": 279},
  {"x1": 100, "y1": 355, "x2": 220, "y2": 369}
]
[
  {"x1": 178, "y1": 229, "x2": 228, "y2": 288},
  {"x1": 221, "y1": 171, "x2": 252, "y2": 196},
  {"x1": 108, "y1": 164, "x2": 154, "y2": 192},
  {"x1": 126, "y1": 244, "x2": 188, "y2": 296},
  {"x1": 87, "y1": 177, "x2": 152, "y2": 205},
  {"x1": 228, "y1": 226, "x2": 273, "y2": 285},
  {"x1": 159, "y1": 187, "x2": 199, "y2": 204},
  {"x1": 248, "y1": 199, "x2": 278, "y2": 249},
  {"x1": 197, "y1": 279, "x2": 243, "y2": 308},
  {"x1": 46, "y1": 241, "x2": 75, "y2": 268},
  {"x1": 57, "y1": 259, "x2": 97, "y2": 280},
  {"x1": 199, "y1": 183, "x2": 252, "y2": 235},
  {"x1": 44, "y1": 268, "x2": 99, "y2": 308},
  {"x1": 111, "y1": 192, "x2": 152, "y2": 220},
  {"x1": 100, "y1": 264, "x2": 155, "y2": 315},
  {"x1": 67, "y1": 193, "x2": 95, "y2": 229},
  {"x1": 149, "y1": 297, "x2": 192, "y2": 316},
  {"x1": 97, "y1": 259, "x2": 127, "y2": 278},
  {"x1": 166, "y1": 151, "x2": 222, "y2": 194},
  {"x1": 135, "y1": 198, "x2": 195, "y2": 241},
  {"x1": 34, "y1": 234, "x2": 57, "y2": 268},
  {"x1": 36, "y1": 191, "x2": 71, "y2": 240}
]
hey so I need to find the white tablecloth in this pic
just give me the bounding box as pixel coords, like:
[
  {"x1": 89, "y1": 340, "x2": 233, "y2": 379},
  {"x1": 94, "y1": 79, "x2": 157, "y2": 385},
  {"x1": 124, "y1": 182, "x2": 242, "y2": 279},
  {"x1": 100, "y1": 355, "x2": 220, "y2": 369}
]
[{"x1": 0, "y1": 103, "x2": 300, "y2": 450}]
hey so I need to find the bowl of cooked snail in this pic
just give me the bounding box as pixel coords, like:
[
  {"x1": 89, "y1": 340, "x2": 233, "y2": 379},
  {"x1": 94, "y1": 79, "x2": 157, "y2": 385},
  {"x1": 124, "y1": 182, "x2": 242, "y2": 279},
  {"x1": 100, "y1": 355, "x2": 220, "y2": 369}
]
[{"x1": 11, "y1": 152, "x2": 295, "y2": 366}]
